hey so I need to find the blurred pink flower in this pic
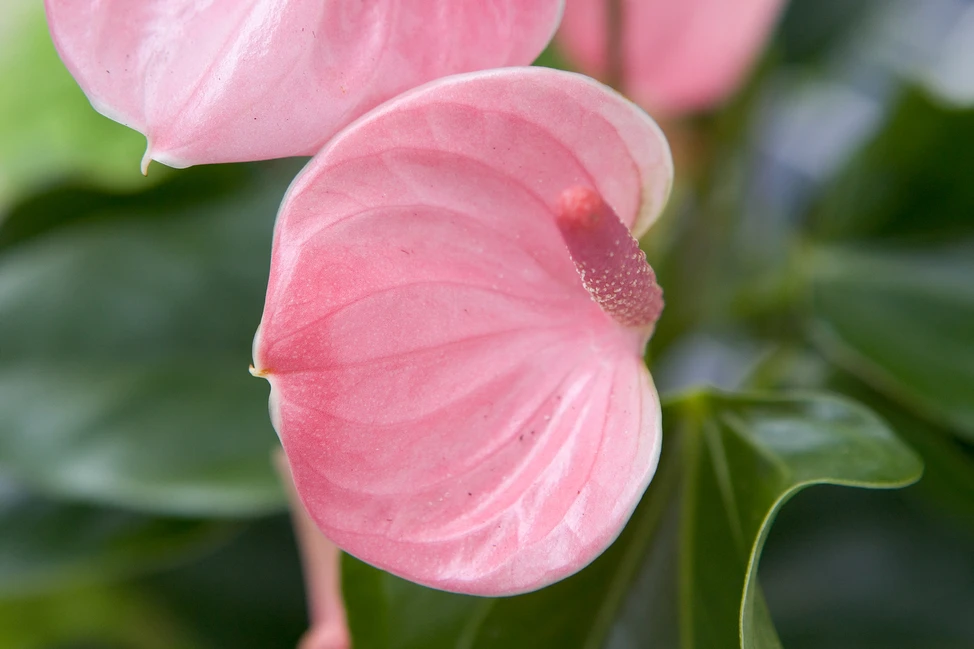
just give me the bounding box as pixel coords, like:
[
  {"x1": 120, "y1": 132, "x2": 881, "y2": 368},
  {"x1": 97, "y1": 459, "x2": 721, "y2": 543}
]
[
  {"x1": 556, "y1": 0, "x2": 786, "y2": 115},
  {"x1": 252, "y1": 67, "x2": 672, "y2": 595},
  {"x1": 44, "y1": 0, "x2": 563, "y2": 171}
]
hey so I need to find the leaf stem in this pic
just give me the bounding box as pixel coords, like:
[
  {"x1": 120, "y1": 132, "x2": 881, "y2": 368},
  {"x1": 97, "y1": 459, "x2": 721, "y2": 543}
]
[{"x1": 606, "y1": 0, "x2": 625, "y2": 92}]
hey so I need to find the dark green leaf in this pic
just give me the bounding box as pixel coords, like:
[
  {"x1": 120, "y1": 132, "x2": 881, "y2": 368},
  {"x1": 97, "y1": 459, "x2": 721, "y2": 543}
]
[
  {"x1": 0, "y1": 480, "x2": 231, "y2": 599},
  {"x1": 826, "y1": 372, "x2": 974, "y2": 527},
  {"x1": 341, "y1": 391, "x2": 921, "y2": 648},
  {"x1": 144, "y1": 515, "x2": 309, "y2": 649},
  {"x1": 0, "y1": 163, "x2": 250, "y2": 252},
  {"x1": 808, "y1": 244, "x2": 974, "y2": 442},
  {"x1": 761, "y1": 486, "x2": 974, "y2": 649},
  {"x1": 0, "y1": 364, "x2": 284, "y2": 516},
  {"x1": 343, "y1": 556, "x2": 485, "y2": 649},
  {"x1": 685, "y1": 392, "x2": 921, "y2": 648},
  {"x1": 810, "y1": 91, "x2": 974, "y2": 243},
  {"x1": 776, "y1": 0, "x2": 880, "y2": 64},
  {"x1": 0, "y1": 161, "x2": 303, "y2": 515}
]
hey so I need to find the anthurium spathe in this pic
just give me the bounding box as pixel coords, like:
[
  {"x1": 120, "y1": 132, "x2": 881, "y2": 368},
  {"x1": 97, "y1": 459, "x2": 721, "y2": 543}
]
[
  {"x1": 43, "y1": 0, "x2": 563, "y2": 171},
  {"x1": 252, "y1": 67, "x2": 673, "y2": 595},
  {"x1": 556, "y1": 0, "x2": 785, "y2": 115}
]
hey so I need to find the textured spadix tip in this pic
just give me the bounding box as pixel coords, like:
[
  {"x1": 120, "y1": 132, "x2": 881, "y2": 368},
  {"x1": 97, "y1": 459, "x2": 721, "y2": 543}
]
[
  {"x1": 555, "y1": 186, "x2": 664, "y2": 331},
  {"x1": 557, "y1": 186, "x2": 604, "y2": 229},
  {"x1": 255, "y1": 67, "x2": 669, "y2": 596}
]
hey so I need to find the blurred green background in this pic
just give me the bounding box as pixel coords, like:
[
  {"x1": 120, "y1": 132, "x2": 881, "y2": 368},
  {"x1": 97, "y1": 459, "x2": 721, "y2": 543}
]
[{"x1": 1, "y1": 0, "x2": 972, "y2": 647}]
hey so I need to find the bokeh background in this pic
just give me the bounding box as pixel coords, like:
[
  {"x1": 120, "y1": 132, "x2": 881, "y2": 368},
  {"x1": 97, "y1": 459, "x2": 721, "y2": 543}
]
[{"x1": 1, "y1": 0, "x2": 973, "y2": 647}]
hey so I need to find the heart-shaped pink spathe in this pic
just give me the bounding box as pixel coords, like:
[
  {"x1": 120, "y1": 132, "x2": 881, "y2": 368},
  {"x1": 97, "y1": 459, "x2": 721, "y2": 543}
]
[
  {"x1": 253, "y1": 67, "x2": 673, "y2": 595},
  {"x1": 44, "y1": 0, "x2": 564, "y2": 172},
  {"x1": 556, "y1": 0, "x2": 786, "y2": 115}
]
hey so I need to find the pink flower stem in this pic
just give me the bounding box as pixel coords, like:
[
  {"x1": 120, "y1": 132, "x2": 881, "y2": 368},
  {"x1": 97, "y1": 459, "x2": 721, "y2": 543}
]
[{"x1": 273, "y1": 450, "x2": 351, "y2": 649}]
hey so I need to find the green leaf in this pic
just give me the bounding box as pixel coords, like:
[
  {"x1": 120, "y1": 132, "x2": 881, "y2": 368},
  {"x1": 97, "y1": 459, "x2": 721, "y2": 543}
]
[
  {"x1": 343, "y1": 556, "x2": 485, "y2": 649},
  {"x1": 0, "y1": 0, "x2": 155, "y2": 211},
  {"x1": 0, "y1": 480, "x2": 232, "y2": 599},
  {"x1": 0, "y1": 583, "x2": 206, "y2": 649},
  {"x1": 761, "y1": 486, "x2": 974, "y2": 649},
  {"x1": 144, "y1": 515, "x2": 309, "y2": 649},
  {"x1": 0, "y1": 161, "x2": 302, "y2": 516},
  {"x1": 825, "y1": 373, "x2": 974, "y2": 527},
  {"x1": 0, "y1": 162, "x2": 250, "y2": 252},
  {"x1": 0, "y1": 364, "x2": 285, "y2": 516},
  {"x1": 341, "y1": 391, "x2": 922, "y2": 648},
  {"x1": 683, "y1": 392, "x2": 921, "y2": 648},
  {"x1": 808, "y1": 244, "x2": 974, "y2": 442},
  {"x1": 810, "y1": 90, "x2": 974, "y2": 243}
]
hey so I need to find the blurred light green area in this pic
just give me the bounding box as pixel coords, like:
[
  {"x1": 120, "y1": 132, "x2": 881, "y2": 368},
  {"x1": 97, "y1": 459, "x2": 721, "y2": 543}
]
[
  {"x1": 0, "y1": 0, "x2": 157, "y2": 214},
  {"x1": 0, "y1": 0, "x2": 972, "y2": 647}
]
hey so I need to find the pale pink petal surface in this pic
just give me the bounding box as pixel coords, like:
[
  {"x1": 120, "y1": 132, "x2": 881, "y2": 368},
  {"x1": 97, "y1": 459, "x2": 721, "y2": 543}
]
[
  {"x1": 44, "y1": 0, "x2": 563, "y2": 169},
  {"x1": 557, "y1": 0, "x2": 786, "y2": 115},
  {"x1": 253, "y1": 68, "x2": 672, "y2": 595}
]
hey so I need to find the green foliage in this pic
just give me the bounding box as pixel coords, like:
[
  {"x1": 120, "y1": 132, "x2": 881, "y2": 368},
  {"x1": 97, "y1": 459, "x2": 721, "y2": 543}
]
[
  {"x1": 0, "y1": 161, "x2": 303, "y2": 516},
  {"x1": 0, "y1": 481, "x2": 231, "y2": 600},
  {"x1": 342, "y1": 392, "x2": 921, "y2": 649},
  {"x1": 144, "y1": 516, "x2": 310, "y2": 649},
  {"x1": 0, "y1": 585, "x2": 204, "y2": 649},
  {"x1": 811, "y1": 91, "x2": 974, "y2": 243},
  {"x1": 762, "y1": 484, "x2": 974, "y2": 649},
  {"x1": 0, "y1": 0, "x2": 153, "y2": 211},
  {"x1": 2, "y1": 0, "x2": 971, "y2": 645},
  {"x1": 809, "y1": 244, "x2": 974, "y2": 443}
]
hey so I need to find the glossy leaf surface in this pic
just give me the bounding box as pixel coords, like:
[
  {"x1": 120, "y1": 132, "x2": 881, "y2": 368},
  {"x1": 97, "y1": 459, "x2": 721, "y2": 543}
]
[
  {"x1": 0, "y1": 162, "x2": 299, "y2": 515},
  {"x1": 341, "y1": 391, "x2": 922, "y2": 648},
  {"x1": 45, "y1": 0, "x2": 563, "y2": 168},
  {"x1": 809, "y1": 244, "x2": 974, "y2": 442}
]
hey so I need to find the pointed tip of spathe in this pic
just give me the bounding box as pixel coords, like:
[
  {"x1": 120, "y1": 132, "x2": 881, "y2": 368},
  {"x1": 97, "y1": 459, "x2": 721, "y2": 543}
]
[
  {"x1": 249, "y1": 364, "x2": 272, "y2": 379},
  {"x1": 140, "y1": 141, "x2": 153, "y2": 176}
]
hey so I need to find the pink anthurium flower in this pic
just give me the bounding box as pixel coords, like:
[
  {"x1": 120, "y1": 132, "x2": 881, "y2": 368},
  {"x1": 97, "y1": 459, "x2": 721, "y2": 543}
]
[
  {"x1": 253, "y1": 67, "x2": 672, "y2": 595},
  {"x1": 44, "y1": 0, "x2": 564, "y2": 171},
  {"x1": 556, "y1": 0, "x2": 786, "y2": 115}
]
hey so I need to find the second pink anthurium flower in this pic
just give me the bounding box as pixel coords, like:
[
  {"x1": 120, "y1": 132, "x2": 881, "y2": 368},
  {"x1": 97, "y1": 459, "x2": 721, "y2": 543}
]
[
  {"x1": 44, "y1": 0, "x2": 563, "y2": 171},
  {"x1": 252, "y1": 67, "x2": 673, "y2": 595},
  {"x1": 557, "y1": 0, "x2": 786, "y2": 115}
]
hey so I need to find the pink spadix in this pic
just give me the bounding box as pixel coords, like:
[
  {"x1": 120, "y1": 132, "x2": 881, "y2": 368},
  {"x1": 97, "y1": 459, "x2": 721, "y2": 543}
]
[
  {"x1": 254, "y1": 68, "x2": 673, "y2": 595},
  {"x1": 44, "y1": 0, "x2": 563, "y2": 169},
  {"x1": 556, "y1": 0, "x2": 786, "y2": 115},
  {"x1": 556, "y1": 186, "x2": 663, "y2": 329}
]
